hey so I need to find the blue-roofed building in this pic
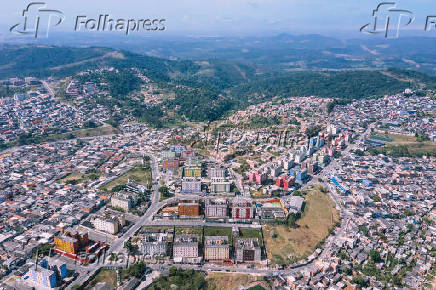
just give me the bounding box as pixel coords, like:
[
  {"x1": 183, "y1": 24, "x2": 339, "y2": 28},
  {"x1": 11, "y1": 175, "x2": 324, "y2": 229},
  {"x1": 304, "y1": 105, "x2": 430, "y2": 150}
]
[
  {"x1": 170, "y1": 145, "x2": 185, "y2": 153},
  {"x1": 332, "y1": 176, "x2": 350, "y2": 195},
  {"x1": 29, "y1": 267, "x2": 57, "y2": 288},
  {"x1": 361, "y1": 179, "x2": 373, "y2": 187}
]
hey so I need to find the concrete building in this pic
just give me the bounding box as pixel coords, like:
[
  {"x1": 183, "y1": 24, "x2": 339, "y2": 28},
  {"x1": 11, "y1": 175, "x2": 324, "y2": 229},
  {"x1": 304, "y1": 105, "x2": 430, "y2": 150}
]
[
  {"x1": 205, "y1": 198, "x2": 227, "y2": 219},
  {"x1": 141, "y1": 233, "x2": 168, "y2": 257},
  {"x1": 234, "y1": 238, "x2": 261, "y2": 263},
  {"x1": 281, "y1": 196, "x2": 305, "y2": 213},
  {"x1": 181, "y1": 178, "x2": 202, "y2": 194},
  {"x1": 183, "y1": 158, "x2": 202, "y2": 177},
  {"x1": 92, "y1": 214, "x2": 125, "y2": 234},
  {"x1": 173, "y1": 234, "x2": 199, "y2": 262},
  {"x1": 54, "y1": 235, "x2": 79, "y2": 254},
  {"x1": 111, "y1": 192, "x2": 136, "y2": 212},
  {"x1": 29, "y1": 267, "x2": 57, "y2": 288},
  {"x1": 204, "y1": 236, "x2": 230, "y2": 261},
  {"x1": 208, "y1": 167, "x2": 226, "y2": 179},
  {"x1": 210, "y1": 178, "x2": 231, "y2": 194},
  {"x1": 257, "y1": 202, "x2": 287, "y2": 220},
  {"x1": 231, "y1": 198, "x2": 254, "y2": 220},
  {"x1": 162, "y1": 158, "x2": 180, "y2": 170},
  {"x1": 178, "y1": 198, "x2": 201, "y2": 218}
]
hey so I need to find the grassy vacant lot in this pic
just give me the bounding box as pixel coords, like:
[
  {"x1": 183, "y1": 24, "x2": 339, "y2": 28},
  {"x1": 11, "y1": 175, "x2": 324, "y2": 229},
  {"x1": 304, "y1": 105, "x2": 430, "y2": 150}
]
[
  {"x1": 100, "y1": 165, "x2": 152, "y2": 192},
  {"x1": 141, "y1": 226, "x2": 174, "y2": 232},
  {"x1": 263, "y1": 188, "x2": 339, "y2": 266},
  {"x1": 84, "y1": 269, "x2": 117, "y2": 289},
  {"x1": 204, "y1": 227, "x2": 233, "y2": 244},
  {"x1": 206, "y1": 273, "x2": 267, "y2": 290},
  {"x1": 175, "y1": 226, "x2": 203, "y2": 236},
  {"x1": 58, "y1": 171, "x2": 101, "y2": 184},
  {"x1": 69, "y1": 123, "x2": 119, "y2": 139},
  {"x1": 374, "y1": 133, "x2": 436, "y2": 156},
  {"x1": 238, "y1": 228, "x2": 264, "y2": 246}
]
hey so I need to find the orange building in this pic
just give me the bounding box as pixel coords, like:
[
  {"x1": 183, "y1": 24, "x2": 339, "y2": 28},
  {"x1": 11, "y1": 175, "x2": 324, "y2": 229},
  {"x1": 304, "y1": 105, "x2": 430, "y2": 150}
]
[{"x1": 178, "y1": 199, "x2": 200, "y2": 217}]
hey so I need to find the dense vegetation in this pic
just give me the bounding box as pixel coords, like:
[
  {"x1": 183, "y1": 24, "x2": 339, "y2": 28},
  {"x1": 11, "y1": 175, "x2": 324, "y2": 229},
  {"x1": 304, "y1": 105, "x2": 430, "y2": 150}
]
[
  {"x1": 147, "y1": 267, "x2": 207, "y2": 290},
  {"x1": 231, "y1": 70, "x2": 414, "y2": 101},
  {"x1": 2, "y1": 45, "x2": 436, "y2": 127}
]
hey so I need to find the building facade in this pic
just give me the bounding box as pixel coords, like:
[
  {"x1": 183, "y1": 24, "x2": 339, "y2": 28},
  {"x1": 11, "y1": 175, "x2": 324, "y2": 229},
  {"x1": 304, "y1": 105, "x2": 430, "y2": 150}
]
[
  {"x1": 231, "y1": 198, "x2": 254, "y2": 220},
  {"x1": 234, "y1": 238, "x2": 261, "y2": 263},
  {"x1": 173, "y1": 234, "x2": 199, "y2": 261},
  {"x1": 205, "y1": 198, "x2": 227, "y2": 219},
  {"x1": 181, "y1": 178, "x2": 202, "y2": 194},
  {"x1": 210, "y1": 178, "x2": 231, "y2": 194},
  {"x1": 178, "y1": 198, "x2": 201, "y2": 217},
  {"x1": 141, "y1": 233, "x2": 168, "y2": 257},
  {"x1": 204, "y1": 236, "x2": 230, "y2": 261}
]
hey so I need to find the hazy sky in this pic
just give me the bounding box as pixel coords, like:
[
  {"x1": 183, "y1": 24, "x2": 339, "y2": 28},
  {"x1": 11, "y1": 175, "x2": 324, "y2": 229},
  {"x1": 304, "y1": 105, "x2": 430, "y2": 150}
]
[{"x1": 0, "y1": 0, "x2": 435, "y2": 38}]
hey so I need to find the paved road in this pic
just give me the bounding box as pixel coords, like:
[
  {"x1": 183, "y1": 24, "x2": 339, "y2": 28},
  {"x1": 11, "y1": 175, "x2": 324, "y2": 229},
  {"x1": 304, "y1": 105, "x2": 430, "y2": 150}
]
[
  {"x1": 67, "y1": 128, "x2": 371, "y2": 288},
  {"x1": 67, "y1": 154, "x2": 161, "y2": 289}
]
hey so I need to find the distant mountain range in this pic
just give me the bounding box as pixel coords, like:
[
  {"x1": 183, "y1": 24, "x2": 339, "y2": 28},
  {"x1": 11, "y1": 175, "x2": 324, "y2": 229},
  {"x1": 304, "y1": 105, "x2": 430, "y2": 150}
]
[
  {"x1": 4, "y1": 33, "x2": 435, "y2": 76},
  {"x1": 1, "y1": 40, "x2": 435, "y2": 125}
]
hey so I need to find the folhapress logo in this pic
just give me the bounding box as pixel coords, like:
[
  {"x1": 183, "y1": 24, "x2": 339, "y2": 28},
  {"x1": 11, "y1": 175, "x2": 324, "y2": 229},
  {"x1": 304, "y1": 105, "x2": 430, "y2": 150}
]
[
  {"x1": 10, "y1": 2, "x2": 166, "y2": 38},
  {"x1": 360, "y1": 2, "x2": 414, "y2": 38},
  {"x1": 10, "y1": 2, "x2": 65, "y2": 38}
]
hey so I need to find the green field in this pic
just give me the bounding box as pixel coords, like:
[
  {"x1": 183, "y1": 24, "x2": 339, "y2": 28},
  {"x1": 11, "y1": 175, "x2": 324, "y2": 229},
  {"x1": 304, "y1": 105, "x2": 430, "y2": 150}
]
[
  {"x1": 263, "y1": 187, "x2": 339, "y2": 266},
  {"x1": 370, "y1": 132, "x2": 436, "y2": 157},
  {"x1": 238, "y1": 228, "x2": 264, "y2": 247},
  {"x1": 84, "y1": 269, "x2": 117, "y2": 289},
  {"x1": 174, "y1": 226, "x2": 203, "y2": 236},
  {"x1": 58, "y1": 171, "x2": 101, "y2": 185},
  {"x1": 204, "y1": 227, "x2": 233, "y2": 244},
  {"x1": 100, "y1": 164, "x2": 152, "y2": 192}
]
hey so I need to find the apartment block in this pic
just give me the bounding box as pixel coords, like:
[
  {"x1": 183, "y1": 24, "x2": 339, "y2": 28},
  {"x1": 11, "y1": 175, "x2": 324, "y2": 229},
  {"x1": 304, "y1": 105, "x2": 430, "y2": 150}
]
[
  {"x1": 234, "y1": 238, "x2": 261, "y2": 263},
  {"x1": 205, "y1": 198, "x2": 227, "y2": 219},
  {"x1": 204, "y1": 236, "x2": 230, "y2": 261}
]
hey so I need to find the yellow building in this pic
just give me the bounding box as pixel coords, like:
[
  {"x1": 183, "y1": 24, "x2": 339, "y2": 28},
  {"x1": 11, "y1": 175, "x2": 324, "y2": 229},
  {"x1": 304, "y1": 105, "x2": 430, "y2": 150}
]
[
  {"x1": 184, "y1": 167, "x2": 202, "y2": 178},
  {"x1": 54, "y1": 235, "x2": 79, "y2": 254}
]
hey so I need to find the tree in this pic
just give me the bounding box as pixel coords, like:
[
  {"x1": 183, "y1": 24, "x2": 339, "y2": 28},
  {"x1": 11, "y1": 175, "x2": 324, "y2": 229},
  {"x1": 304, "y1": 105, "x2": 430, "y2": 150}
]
[
  {"x1": 124, "y1": 240, "x2": 133, "y2": 252},
  {"x1": 370, "y1": 249, "x2": 381, "y2": 263},
  {"x1": 287, "y1": 213, "x2": 297, "y2": 228},
  {"x1": 169, "y1": 266, "x2": 178, "y2": 276},
  {"x1": 351, "y1": 275, "x2": 369, "y2": 287},
  {"x1": 127, "y1": 262, "x2": 147, "y2": 278}
]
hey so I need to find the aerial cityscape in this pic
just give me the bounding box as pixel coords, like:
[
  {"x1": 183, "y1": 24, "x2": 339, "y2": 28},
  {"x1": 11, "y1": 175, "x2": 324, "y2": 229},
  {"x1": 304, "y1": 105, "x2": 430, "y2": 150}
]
[{"x1": 0, "y1": 1, "x2": 435, "y2": 290}]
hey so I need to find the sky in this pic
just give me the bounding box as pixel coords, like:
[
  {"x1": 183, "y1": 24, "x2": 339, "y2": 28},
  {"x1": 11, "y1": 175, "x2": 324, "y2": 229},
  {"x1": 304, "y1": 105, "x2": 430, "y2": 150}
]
[{"x1": 0, "y1": 0, "x2": 436, "y2": 39}]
